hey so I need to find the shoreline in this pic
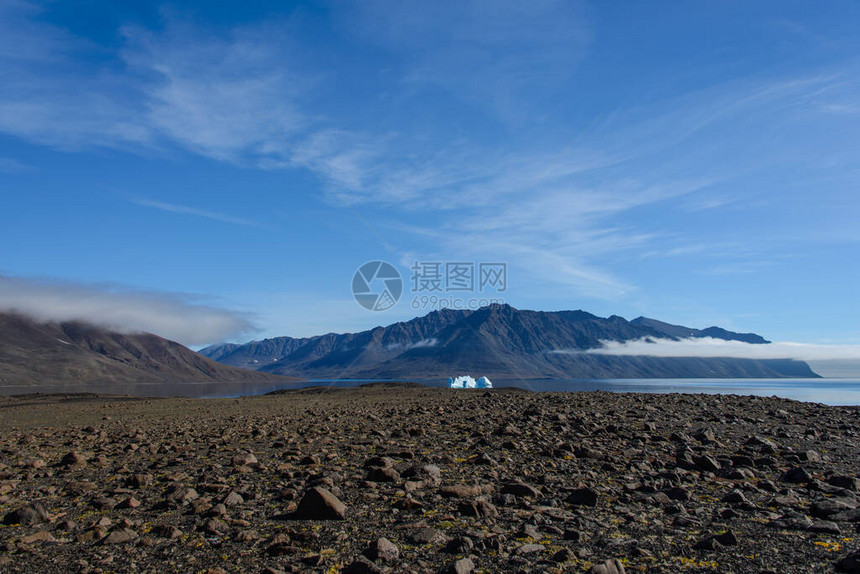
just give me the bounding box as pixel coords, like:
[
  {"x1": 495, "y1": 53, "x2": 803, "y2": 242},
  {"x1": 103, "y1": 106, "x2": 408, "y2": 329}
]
[{"x1": 1, "y1": 377, "x2": 858, "y2": 406}]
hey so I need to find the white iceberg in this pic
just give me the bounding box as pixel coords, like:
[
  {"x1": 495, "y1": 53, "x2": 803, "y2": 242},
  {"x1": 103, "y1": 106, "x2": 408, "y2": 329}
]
[
  {"x1": 448, "y1": 375, "x2": 493, "y2": 389},
  {"x1": 476, "y1": 376, "x2": 493, "y2": 388}
]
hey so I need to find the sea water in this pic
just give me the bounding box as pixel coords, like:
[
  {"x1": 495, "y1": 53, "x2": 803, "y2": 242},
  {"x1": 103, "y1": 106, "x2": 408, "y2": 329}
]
[{"x1": 3, "y1": 378, "x2": 859, "y2": 405}]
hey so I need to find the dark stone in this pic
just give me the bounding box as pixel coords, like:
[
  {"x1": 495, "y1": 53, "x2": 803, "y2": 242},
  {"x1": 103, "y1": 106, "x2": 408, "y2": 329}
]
[
  {"x1": 125, "y1": 473, "x2": 154, "y2": 489},
  {"x1": 810, "y1": 520, "x2": 841, "y2": 534},
  {"x1": 343, "y1": 556, "x2": 383, "y2": 574},
  {"x1": 746, "y1": 435, "x2": 777, "y2": 451},
  {"x1": 222, "y1": 491, "x2": 244, "y2": 506},
  {"x1": 566, "y1": 487, "x2": 599, "y2": 507},
  {"x1": 438, "y1": 557, "x2": 475, "y2": 574},
  {"x1": 265, "y1": 533, "x2": 300, "y2": 556},
  {"x1": 768, "y1": 512, "x2": 813, "y2": 531},
  {"x1": 722, "y1": 490, "x2": 748, "y2": 504},
  {"x1": 366, "y1": 466, "x2": 400, "y2": 482},
  {"x1": 518, "y1": 524, "x2": 540, "y2": 540},
  {"x1": 408, "y1": 527, "x2": 445, "y2": 545},
  {"x1": 91, "y1": 497, "x2": 119, "y2": 510},
  {"x1": 516, "y1": 543, "x2": 545, "y2": 556},
  {"x1": 694, "y1": 428, "x2": 717, "y2": 443},
  {"x1": 154, "y1": 525, "x2": 183, "y2": 539},
  {"x1": 3, "y1": 503, "x2": 49, "y2": 526},
  {"x1": 591, "y1": 558, "x2": 626, "y2": 574},
  {"x1": 782, "y1": 467, "x2": 812, "y2": 483},
  {"x1": 474, "y1": 452, "x2": 497, "y2": 465},
  {"x1": 102, "y1": 528, "x2": 138, "y2": 545},
  {"x1": 19, "y1": 531, "x2": 57, "y2": 544},
  {"x1": 694, "y1": 530, "x2": 737, "y2": 550},
  {"x1": 201, "y1": 518, "x2": 229, "y2": 535},
  {"x1": 402, "y1": 464, "x2": 441, "y2": 482},
  {"x1": 799, "y1": 450, "x2": 821, "y2": 463},
  {"x1": 362, "y1": 537, "x2": 399, "y2": 564},
  {"x1": 164, "y1": 486, "x2": 199, "y2": 505},
  {"x1": 437, "y1": 483, "x2": 482, "y2": 499},
  {"x1": 443, "y1": 536, "x2": 474, "y2": 554},
  {"x1": 832, "y1": 508, "x2": 860, "y2": 522},
  {"x1": 61, "y1": 452, "x2": 87, "y2": 467},
  {"x1": 811, "y1": 498, "x2": 856, "y2": 519},
  {"x1": 458, "y1": 497, "x2": 498, "y2": 518},
  {"x1": 694, "y1": 536, "x2": 719, "y2": 550},
  {"x1": 836, "y1": 550, "x2": 860, "y2": 573},
  {"x1": 294, "y1": 487, "x2": 347, "y2": 520},
  {"x1": 714, "y1": 530, "x2": 738, "y2": 546},
  {"x1": 500, "y1": 481, "x2": 541, "y2": 498},
  {"x1": 693, "y1": 455, "x2": 721, "y2": 472},
  {"x1": 731, "y1": 455, "x2": 756, "y2": 468},
  {"x1": 650, "y1": 492, "x2": 671, "y2": 505},
  {"x1": 664, "y1": 486, "x2": 690, "y2": 501},
  {"x1": 829, "y1": 475, "x2": 860, "y2": 492},
  {"x1": 363, "y1": 456, "x2": 394, "y2": 468}
]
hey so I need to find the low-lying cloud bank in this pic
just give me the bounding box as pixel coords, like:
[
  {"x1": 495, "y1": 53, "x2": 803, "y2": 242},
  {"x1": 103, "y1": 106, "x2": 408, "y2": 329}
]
[
  {"x1": 572, "y1": 337, "x2": 860, "y2": 378},
  {"x1": 386, "y1": 338, "x2": 438, "y2": 352},
  {"x1": 0, "y1": 276, "x2": 254, "y2": 346},
  {"x1": 584, "y1": 337, "x2": 860, "y2": 361}
]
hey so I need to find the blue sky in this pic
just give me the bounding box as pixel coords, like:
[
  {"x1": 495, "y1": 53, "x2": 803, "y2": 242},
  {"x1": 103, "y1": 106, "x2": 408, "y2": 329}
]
[{"x1": 1, "y1": 1, "x2": 859, "y2": 359}]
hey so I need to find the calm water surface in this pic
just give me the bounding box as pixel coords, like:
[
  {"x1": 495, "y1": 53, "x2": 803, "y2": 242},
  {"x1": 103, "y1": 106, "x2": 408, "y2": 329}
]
[
  {"x1": 494, "y1": 378, "x2": 860, "y2": 406},
  {"x1": 2, "y1": 378, "x2": 859, "y2": 405}
]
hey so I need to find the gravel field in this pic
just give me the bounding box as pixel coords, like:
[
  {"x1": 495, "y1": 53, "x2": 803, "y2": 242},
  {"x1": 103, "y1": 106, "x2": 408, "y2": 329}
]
[{"x1": 1, "y1": 384, "x2": 859, "y2": 573}]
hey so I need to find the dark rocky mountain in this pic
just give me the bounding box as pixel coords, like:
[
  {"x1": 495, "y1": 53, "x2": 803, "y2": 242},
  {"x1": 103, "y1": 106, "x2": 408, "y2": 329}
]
[
  {"x1": 0, "y1": 312, "x2": 298, "y2": 389},
  {"x1": 201, "y1": 304, "x2": 818, "y2": 379},
  {"x1": 631, "y1": 316, "x2": 770, "y2": 344},
  {"x1": 199, "y1": 342, "x2": 241, "y2": 362},
  {"x1": 200, "y1": 308, "x2": 471, "y2": 373}
]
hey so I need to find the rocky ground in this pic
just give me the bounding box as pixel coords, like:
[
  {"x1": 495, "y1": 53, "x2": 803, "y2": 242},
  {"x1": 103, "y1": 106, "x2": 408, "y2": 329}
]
[{"x1": 1, "y1": 383, "x2": 859, "y2": 574}]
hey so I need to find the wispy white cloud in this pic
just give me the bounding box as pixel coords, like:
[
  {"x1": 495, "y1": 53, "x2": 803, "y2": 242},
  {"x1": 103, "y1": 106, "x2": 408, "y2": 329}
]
[
  {"x1": 0, "y1": 2, "x2": 152, "y2": 150},
  {"x1": 389, "y1": 176, "x2": 714, "y2": 297},
  {"x1": 121, "y1": 17, "x2": 307, "y2": 165},
  {"x1": 0, "y1": 157, "x2": 30, "y2": 173},
  {"x1": 0, "y1": 2, "x2": 305, "y2": 162},
  {"x1": 130, "y1": 197, "x2": 264, "y2": 228},
  {"x1": 698, "y1": 262, "x2": 775, "y2": 276},
  {"x1": 386, "y1": 338, "x2": 438, "y2": 351},
  {"x1": 344, "y1": 0, "x2": 593, "y2": 123},
  {"x1": 1, "y1": 2, "x2": 859, "y2": 304},
  {"x1": 0, "y1": 275, "x2": 255, "y2": 346},
  {"x1": 638, "y1": 244, "x2": 718, "y2": 259},
  {"x1": 315, "y1": 69, "x2": 860, "y2": 299},
  {"x1": 819, "y1": 102, "x2": 860, "y2": 114}
]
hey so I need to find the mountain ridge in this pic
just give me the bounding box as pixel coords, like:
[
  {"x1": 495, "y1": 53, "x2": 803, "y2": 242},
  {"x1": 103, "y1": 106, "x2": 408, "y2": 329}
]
[
  {"x1": 630, "y1": 316, "x2": 770, "y2": 344},
  {"x1": 0, "y1": 312, "x2": 299, "y2": 389},
  {"x1": 200, "y1": 304, "x2": 818, "y2": 379}
]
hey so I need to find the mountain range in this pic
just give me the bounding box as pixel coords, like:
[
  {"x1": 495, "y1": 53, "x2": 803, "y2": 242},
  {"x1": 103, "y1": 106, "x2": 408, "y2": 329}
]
[
  {"x1": 0, "y1": 312, "x2": 296, "y2": 389},
  {"x1": 200, "y1": 304, "x2": 817, "y2": 379}
]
